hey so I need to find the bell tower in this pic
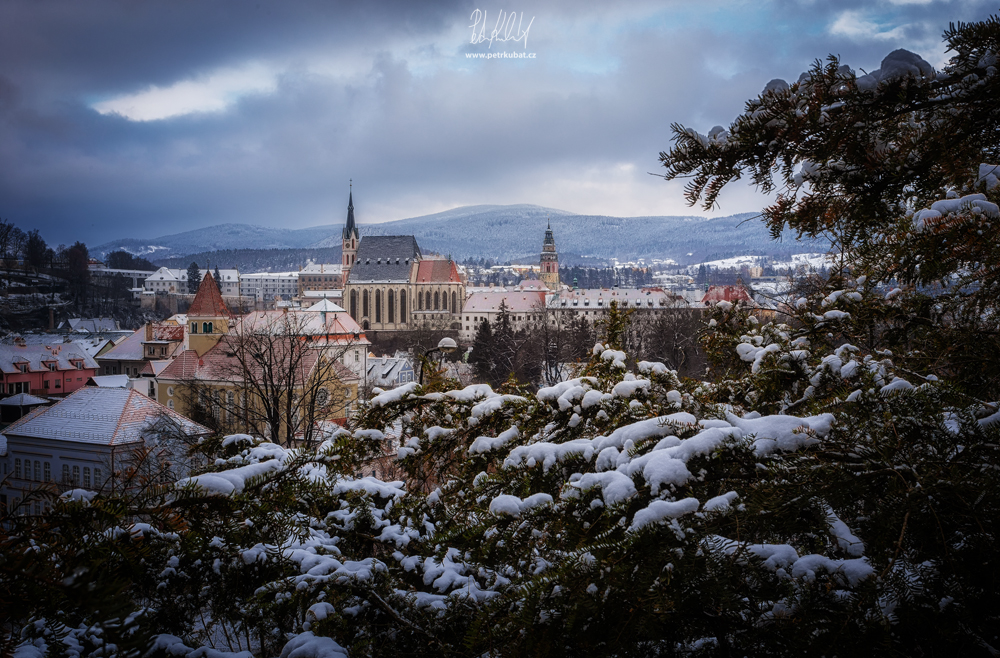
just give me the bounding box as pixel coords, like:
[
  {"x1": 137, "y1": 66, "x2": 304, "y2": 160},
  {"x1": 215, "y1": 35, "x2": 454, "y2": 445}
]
[
  {"x1": 539, "y1": 219, "x2": 560, "y2": 291},
  {"x1": 342, "y1": 181, "x2": 360, "y2": 281}
]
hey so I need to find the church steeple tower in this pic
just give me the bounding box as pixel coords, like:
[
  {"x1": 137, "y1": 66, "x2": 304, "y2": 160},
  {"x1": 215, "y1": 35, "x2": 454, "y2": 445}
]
[
  {"x1": 540, "y1": 219, "x2": 560, "y2": 291},
  {"x1": 342, "y1": 181, "x2": 360, "y2": 281}
]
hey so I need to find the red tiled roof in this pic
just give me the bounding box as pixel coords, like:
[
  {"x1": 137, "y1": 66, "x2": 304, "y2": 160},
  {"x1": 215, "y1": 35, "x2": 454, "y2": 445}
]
[
  {"x1": 416, "y1": 259, "x2": 461, "y2": 283},
  {"x1": 702, "y1": 285, "x2": 753, "y2": 303},
  {"x1": 188, "y1": 272, "x2": 230, "y2": 318},
  {"x1": 152, "y1": 324, "x2": 185, "y2": 341}
]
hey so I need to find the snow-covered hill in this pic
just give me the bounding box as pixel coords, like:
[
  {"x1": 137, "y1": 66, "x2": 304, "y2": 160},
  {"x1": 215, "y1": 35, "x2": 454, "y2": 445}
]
[{"x1": 94, "y1": 204, "x2": 830, "y2": 265}]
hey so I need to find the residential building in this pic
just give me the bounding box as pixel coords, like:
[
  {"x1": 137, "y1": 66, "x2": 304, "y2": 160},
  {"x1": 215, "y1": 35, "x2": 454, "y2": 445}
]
[
  {"x1": 460, "y1": 289, "x2": 548, "y2": 343},
  {"x1": 240, "y1": 271, "x2": 300, "y2": 302},
  {"x1": 367, "y1": 353, "x2": 416, "y2": 389},
  {"x1": 156, "y1": 277, "x2": 368, "y2": 440},
  {"x1": 0, "y1": 340, "x2": 98, "y2": 397},
  {"x1": 298, "y1": 263, "x2": 344, "y2": 299},
  {"x1": 545, "y1": 287, "x2": 684, "y2": 327},
  {"x1": 144, "y1": 267, "x2": 189, "y2": 294},
  {"x1": 0, "y1": 387, "x2": 210, "y2": 514}
]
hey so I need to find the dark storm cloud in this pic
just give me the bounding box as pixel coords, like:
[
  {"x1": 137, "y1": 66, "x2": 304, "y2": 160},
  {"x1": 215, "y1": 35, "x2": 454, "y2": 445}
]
[{"x1": 0, "y1": 0, "x2": 995, "y2": 245}]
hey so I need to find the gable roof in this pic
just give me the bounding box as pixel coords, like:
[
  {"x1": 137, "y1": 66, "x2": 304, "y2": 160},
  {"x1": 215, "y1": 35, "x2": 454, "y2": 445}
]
[
  {"x1": 464, "y1": 290, "x2": 547, "y2": 313},
  {"x1": 188, "y1": 271, "x2": 230, "y2": 317},
  {"x1": 1, "y1": 387, "x2": 209, "y2": 446},
  {"x1": 347, "y1": 236, "x2": 421, "y2": 283},
  {"x1": 416, "y1": 259, "x2": 461, "y2": 284},
  {"x1": 98, "y1": 327, "x2": 146, "y2": 362},
  {"x1": 0, "y1": 342, "x2": 99, "y2": 374}
]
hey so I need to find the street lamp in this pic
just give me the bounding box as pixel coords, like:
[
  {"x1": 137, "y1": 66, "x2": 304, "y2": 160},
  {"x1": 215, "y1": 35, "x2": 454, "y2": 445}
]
[{"x1": 420, "y1": 337, "x2": 458, "y2": 385}]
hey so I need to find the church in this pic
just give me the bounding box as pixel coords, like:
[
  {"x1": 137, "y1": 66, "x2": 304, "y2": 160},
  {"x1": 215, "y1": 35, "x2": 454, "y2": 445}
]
[{"x1": 340, "y1": 190, "x2": 466, "y2": 332}]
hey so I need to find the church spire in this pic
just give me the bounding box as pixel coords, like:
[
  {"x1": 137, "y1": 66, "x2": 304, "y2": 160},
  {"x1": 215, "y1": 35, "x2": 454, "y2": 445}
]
[
  {"x1": 343, "y1": 180, "x2": 358, "y2": 241},
  {"x1": 342, "y1": 181, "x2": 360, "y2": 280}
]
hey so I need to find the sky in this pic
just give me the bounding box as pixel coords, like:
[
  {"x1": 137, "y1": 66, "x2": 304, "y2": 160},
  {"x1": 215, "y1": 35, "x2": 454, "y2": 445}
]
[{"x1": 0, "y1": 0, "x2": 995, "y2": 246}]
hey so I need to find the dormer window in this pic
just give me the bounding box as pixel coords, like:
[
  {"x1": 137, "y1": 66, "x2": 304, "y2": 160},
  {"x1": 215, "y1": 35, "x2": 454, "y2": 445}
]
[
  {"x1": 46, "y1": 362, "x2": 56, "y2": 371},
  {"x1": 19, "y1": 364, "x2": 27, "y2": 373}
]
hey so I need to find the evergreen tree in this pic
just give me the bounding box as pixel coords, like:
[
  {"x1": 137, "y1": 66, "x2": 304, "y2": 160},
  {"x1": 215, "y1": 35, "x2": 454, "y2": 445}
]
[
  {"x1": 213, "y1": 265, "x2": 222, "y2": 284},
  {"x1": 469, "y1": 317, "x2": 495, "y2": 384},
  {"x1": 186, "y1": 262, "x2": 201, "y2": 294},
  {"x1": 24, "y1": 230, "x2": 47, "y2": 269}
]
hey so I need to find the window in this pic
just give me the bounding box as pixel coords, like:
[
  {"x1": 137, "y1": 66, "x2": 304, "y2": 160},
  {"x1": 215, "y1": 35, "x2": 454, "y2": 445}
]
[
  {"x1": 43, "y1": 462, "x2": 51, "y2": 482},
  {"x1": 34, "y1": 461, "x2": 41, "y2": 481},
  {"x1": 375, "y1": 290, "x2": 382, "y2": 323},
  {"x1": 14, "y1": 458, "x2": 21, "y2": 479},
  {"x1": 62, "y1": 464, "x2": 70, "y2": 483},
  {"x1": 83, "y1": 467, "x2": 91, "y2": 488},
  {"x1": 191, "y1": 322, "x2": 198, "y2": 334},
  {"x1": 160, "y1": 346, "x2": 166, "y2": 356},
  {"x1": 363, "y1": 290, "x2": 369, "y2": 317},
  {"x1": 72, "y1": 465, "x2": 80, "y2": 485},
  {"x1": 55, "y1": 379, "x2": 61, "y2": 389},
  {"x1": 452, "y1": 292, "x2": 457, "y2": 313},
  {"x1": 350, "y1": 290, "x2": 358, "y2": 319},
  {"x1": 388, "y1": 290, "x2": 395, "y2": 323},
  {"x1": 149, "y1": 347, "x2": 155, "y2": 355},
  {"x1": 19, "y1": 364, "x2": 27, "y2": 373},
  {"x1": 167, "y1": 386, "x2": 174, "y2": 397},
  {"x1": 400, "y1": 290, "x2": 406, "y2": 320},
  {"x1": 354, "y1": 351, "x2": 359, "y2": 363},
  {"x1": 167, "y1": 399, "x2": 174, "y2": 409},
  {"x1": 94, "y1": 468, "x2": 101, "y2": 487},
  {"x1": 44, "y1": 380, "x2": 50, "y2": 389},
  {"x1": 434, "y1": 291, "x2": 440, "y2": 310},
  {"x1": 316, "y1": 388, "x2": 329, "y2": 406},
  {"x1": 76, "y1": 361, "x2": 83, "y2": 370}
]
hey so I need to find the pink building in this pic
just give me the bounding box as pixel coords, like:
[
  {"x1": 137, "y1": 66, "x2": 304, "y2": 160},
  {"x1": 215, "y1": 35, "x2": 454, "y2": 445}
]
[{"x1": 0, "y1": 340, "x2": 99, "y2": 397}]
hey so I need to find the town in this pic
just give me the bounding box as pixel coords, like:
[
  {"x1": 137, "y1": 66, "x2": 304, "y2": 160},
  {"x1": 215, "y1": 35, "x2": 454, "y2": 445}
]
[{"x1": 2, "y1": 5, "x2": 998, "y2": 658}]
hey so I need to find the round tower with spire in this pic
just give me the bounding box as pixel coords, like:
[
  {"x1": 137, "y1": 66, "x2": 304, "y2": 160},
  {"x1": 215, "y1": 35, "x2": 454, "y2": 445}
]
[
  {"x1": 540, "y1": 219, "x2": 560, "y2": 291},
  {"x1": 342, "y1": 181, "x2": 360, "y2": 281}
]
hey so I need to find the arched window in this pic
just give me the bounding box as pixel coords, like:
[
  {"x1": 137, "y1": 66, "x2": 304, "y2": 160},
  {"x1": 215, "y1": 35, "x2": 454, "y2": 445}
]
[
  {"x1": 202, "y1": 321, "x2": 213, "y2": 333},
  {"x1": 375, "y1": 289, "x2": 382, "y2": 323},
  {"x1": 426, "y1": 291, "x2": 432, "y2": 310},
  {"x1": 363, "y1": 290, "x2": 369, "y2": 317},
  {"x1": 452, "y1": 292, "x2": 457, "y2": 313},
  {"x1": 388, "y1": 290, "x2": 395, "y2": 323},
  {"x1": 442, "y1": 291, "x2": 447, "y2": 311},
  {"x1": 434, "y1": 291, "x2": 440, "y2": 310},
  {"x1": 190, "y1": 322, "x2": 198, "y2": 334},
  {"x1": 418, "y1": 291, "x2": 423, "y2": 310},
  {"x1": 350, "y1": 290, "x2": 358, "y2": 319},
  {"x1": 400, "y1": 290, "x2": 407, "y2": 321}
]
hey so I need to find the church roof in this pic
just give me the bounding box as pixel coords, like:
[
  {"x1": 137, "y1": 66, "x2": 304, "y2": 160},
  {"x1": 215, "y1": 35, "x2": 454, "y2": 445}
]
[
  {"x1": 188, "y1": 271, "x2": 230, "y2": 318},
  {"x1": 415, "y1": 259, "x2": 461, "y2": 283},
  {"x1": 347, "y1": 236, "x2": 421, "y2": 283}
]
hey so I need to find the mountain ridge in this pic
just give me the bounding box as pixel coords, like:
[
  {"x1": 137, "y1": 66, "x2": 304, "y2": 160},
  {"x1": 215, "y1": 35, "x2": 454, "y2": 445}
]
[{"x1": 94, "y1": 204, "x2": 827, "y2": 266}]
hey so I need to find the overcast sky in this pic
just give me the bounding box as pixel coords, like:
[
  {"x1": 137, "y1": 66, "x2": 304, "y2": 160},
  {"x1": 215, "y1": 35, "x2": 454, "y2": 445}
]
[{"x1": 0, "y1": 0, "x2": 994, "y2": 246}]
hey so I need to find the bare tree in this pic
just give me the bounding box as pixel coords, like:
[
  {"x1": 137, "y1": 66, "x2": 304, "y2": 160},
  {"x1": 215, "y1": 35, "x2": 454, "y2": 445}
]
[{"x1": 180, "y1": 312, "x2": 359, "y2": 448}]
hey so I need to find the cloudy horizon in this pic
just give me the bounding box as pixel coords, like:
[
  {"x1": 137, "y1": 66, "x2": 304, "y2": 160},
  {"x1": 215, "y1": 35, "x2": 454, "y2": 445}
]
[{"x1": 1, "y1": 0, "x2": 994, "y2": 246}]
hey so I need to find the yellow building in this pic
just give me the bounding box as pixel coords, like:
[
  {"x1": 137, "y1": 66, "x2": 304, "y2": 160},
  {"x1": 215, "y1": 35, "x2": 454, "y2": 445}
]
[{"x1": 156, "y1": 275, "x2": 367, "y2": 446}]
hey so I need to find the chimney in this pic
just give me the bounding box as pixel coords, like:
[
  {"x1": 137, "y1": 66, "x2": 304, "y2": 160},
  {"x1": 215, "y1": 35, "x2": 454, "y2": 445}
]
[{"x1": 145, "y1": 323, "x2": 153, "y2": 341}]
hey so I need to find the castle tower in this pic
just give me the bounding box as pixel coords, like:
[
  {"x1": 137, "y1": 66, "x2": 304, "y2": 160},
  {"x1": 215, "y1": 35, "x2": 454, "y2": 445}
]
[
  {"x1": 539, "y1": 219, "x2": 560, "y2": 291},
  {"x1": 187, "y1": 271, "x2": 230, "y2": 357},
  {"x1": 342, "y1": 182, "x2": 360, "y2": 281}
]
